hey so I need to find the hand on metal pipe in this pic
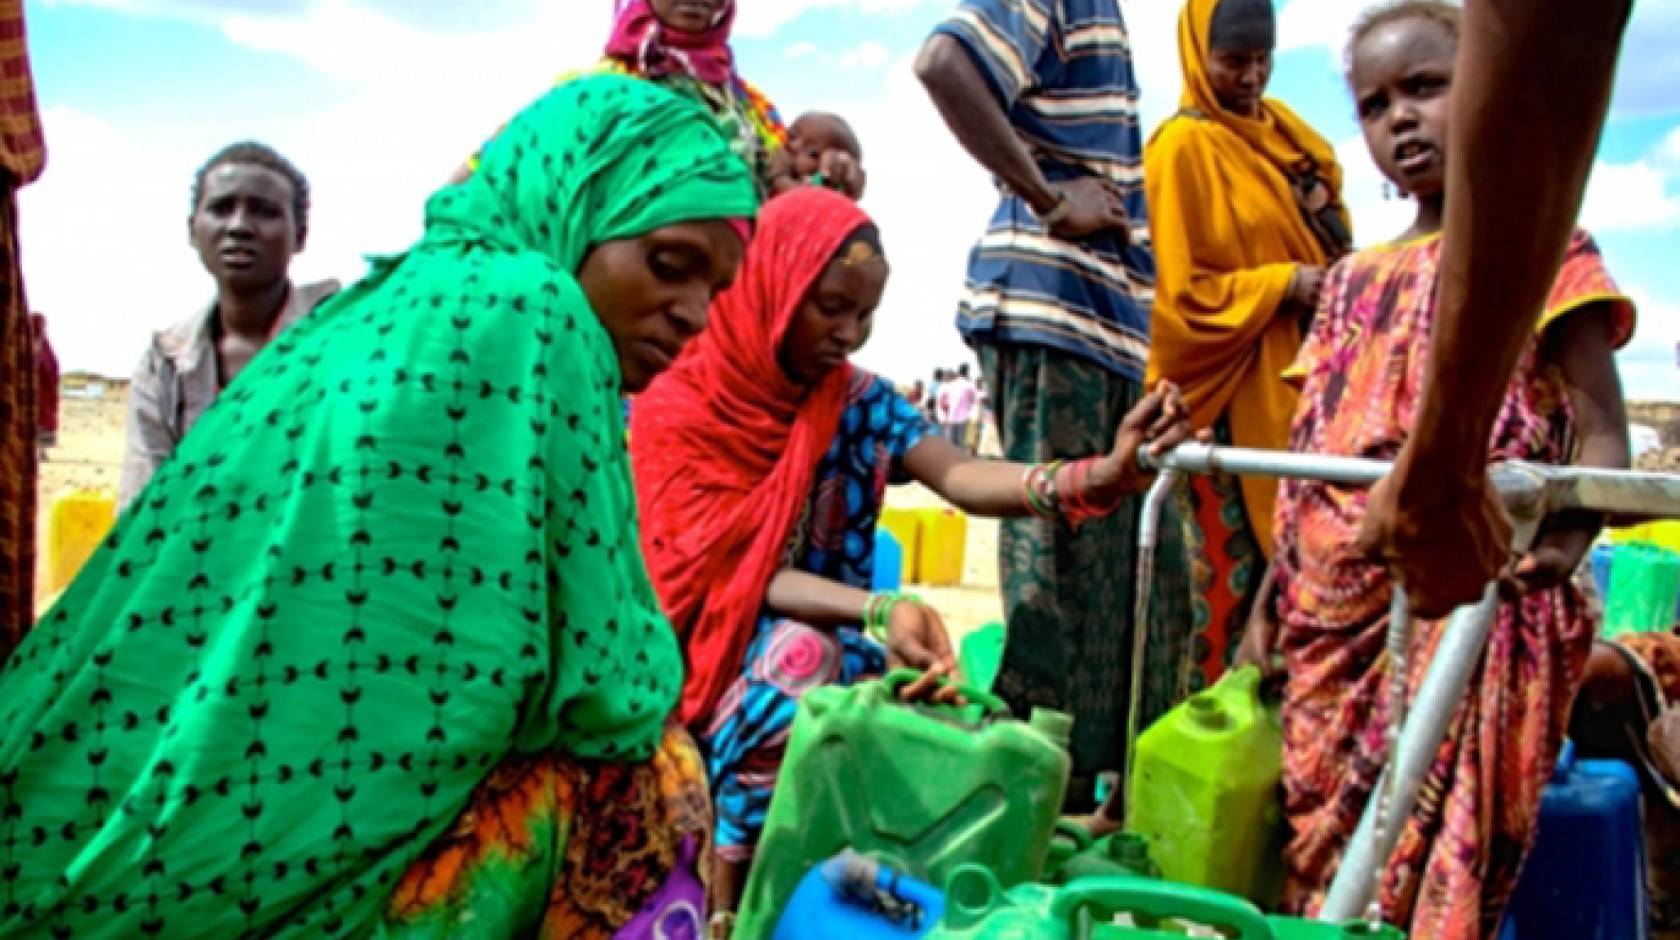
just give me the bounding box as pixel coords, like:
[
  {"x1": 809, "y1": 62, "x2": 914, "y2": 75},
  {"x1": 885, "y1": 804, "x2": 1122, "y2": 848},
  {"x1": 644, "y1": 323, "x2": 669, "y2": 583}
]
[{"x1": 1356, "y1": 450, "x2": 1513, "y2": 620}]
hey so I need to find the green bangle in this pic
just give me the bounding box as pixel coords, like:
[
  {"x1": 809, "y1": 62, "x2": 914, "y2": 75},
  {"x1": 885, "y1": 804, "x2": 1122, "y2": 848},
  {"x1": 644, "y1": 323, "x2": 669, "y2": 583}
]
[{"x1": 864, "y1": 591, "x2": 918, "y2": 643}]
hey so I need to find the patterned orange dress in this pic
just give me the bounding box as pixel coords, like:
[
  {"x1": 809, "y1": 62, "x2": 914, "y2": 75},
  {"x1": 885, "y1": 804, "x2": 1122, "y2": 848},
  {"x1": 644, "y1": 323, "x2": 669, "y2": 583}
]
[{"x1": 1273, "y1": 231, "x2": 1635, "y2": 940}]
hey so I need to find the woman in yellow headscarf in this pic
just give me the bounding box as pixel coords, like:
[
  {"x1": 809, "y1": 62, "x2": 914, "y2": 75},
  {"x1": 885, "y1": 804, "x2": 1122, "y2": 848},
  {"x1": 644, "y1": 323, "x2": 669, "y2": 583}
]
[{"x1": 1145, "y1": 0, "x2": 1351, "y2": 689}]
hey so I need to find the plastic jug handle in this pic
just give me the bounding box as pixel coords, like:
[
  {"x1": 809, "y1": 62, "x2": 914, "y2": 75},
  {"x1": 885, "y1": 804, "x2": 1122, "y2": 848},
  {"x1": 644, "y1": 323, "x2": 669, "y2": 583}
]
[
  {"x1": 1050, "y1": 878, "x2": 1276, "y2": 940},
  {"x1": 1221, "y1": 664, "x2": 1264, "y2": 702},
  {"x1": 881, "y1": 668, "x2": 1011, "y2": 720},
  {"x1": 1053, "y1": 819, "x2": 1096, "y2": 853}
]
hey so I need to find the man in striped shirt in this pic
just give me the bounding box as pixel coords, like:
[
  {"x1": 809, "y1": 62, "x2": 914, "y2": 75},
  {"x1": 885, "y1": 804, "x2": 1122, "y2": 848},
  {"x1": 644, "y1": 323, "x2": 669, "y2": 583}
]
[{"x1": 917, "y1": 0, "x2": 1191, "y2": 813}]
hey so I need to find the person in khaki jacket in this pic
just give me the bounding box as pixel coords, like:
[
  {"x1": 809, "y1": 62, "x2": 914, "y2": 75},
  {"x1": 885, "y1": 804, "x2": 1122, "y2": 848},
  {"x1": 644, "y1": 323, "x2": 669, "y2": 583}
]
[{"x1": 119, "y1": 141, "x2": 338, "y2": 507}]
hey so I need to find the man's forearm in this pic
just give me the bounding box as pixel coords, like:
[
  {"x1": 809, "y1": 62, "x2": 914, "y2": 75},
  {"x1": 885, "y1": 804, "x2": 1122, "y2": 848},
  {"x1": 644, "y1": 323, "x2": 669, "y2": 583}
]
[
  {"x1": 1411, "y1": 0, "x2": 1632, "y2": 481},
  {"x1": 915, "y1": 35, "x2": 1059, "y2": 214}
]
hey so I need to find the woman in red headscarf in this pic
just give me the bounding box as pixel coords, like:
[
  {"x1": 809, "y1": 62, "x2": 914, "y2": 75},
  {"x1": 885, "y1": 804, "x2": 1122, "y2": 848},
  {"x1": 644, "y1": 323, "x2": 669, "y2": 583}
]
[{"x1": 630, "y1": 187, "x2": 1195, "y2": 922}]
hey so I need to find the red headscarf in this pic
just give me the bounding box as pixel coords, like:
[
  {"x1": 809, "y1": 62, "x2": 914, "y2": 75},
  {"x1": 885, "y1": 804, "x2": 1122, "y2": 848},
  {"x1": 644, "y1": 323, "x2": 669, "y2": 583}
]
[
  {"x1": 631, "y1": 187, "x2": 872, "y2": 725},
  {"x1": 605, "y1": 0, "x2": 737, "y2": 87}
]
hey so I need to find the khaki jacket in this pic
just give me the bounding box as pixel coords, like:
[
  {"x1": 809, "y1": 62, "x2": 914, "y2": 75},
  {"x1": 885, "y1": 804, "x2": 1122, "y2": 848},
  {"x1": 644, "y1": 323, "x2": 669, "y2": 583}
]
[{"x1": 117, "y1": 280, "x2": 339, "y2": 508}]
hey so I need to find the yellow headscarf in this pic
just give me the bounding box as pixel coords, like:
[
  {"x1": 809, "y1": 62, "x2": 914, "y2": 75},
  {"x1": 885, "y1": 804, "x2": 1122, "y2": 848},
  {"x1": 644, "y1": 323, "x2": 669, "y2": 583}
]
[{"x1": 1145, "y1": 0, "x2": 1350, "y2": 555}]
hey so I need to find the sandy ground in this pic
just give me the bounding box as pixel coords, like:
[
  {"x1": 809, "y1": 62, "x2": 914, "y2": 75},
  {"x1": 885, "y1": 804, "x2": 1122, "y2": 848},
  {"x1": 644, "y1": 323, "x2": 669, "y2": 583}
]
[{"x1": 34, "y1": 392, "x2": 1006, "y2": 642}]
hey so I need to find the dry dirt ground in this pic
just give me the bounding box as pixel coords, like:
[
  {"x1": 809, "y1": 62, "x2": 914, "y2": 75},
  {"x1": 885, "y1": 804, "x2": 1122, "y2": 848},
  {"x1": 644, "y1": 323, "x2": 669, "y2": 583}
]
[{"x1": 34, "y1": 392, "x2": 1006, "y2": 643}]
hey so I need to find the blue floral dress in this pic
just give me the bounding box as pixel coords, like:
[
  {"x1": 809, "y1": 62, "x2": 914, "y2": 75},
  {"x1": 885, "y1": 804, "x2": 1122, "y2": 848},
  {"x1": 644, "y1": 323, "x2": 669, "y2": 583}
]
[{"x1": 699, "y1": 371, "x2": 932, "y2": 860}]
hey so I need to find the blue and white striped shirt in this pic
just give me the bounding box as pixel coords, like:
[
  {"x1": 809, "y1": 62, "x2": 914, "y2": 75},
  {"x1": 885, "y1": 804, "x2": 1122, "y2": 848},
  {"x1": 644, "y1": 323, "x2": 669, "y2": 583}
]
[{"x1": 935, "y1": 0, "x2": 1155, "y2": 379}]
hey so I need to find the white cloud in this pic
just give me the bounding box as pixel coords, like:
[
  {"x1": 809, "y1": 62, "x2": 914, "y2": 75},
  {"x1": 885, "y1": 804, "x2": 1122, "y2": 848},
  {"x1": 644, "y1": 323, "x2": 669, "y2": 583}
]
[
  {"x1": 786, "y1": 41, "x2": 826, "y2": 62},
  {"x1": 1277, "y1": 0, "x2": 1367, "y2": 58},
  {"x1": 1581, "y1": 159, "x2": 1680, "y2": 232},
  {"x1": 734, "y1": 0, "x2": 938, "y2": 40},
  {"x1": 1616, "y1": 288, "x2": 1680, "y2": 402},
  {"x1": 840, "y1": 40, "x2": 891, "y2": 70},
  {"x1": 735, "y1": 0, "x2": 850, "y2": 40}
]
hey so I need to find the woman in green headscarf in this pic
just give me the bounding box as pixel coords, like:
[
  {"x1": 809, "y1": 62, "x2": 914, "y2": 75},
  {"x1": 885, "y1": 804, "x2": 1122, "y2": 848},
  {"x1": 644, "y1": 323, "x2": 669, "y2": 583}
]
[{"x1": 0, "y1": 74, "x2": 756, "y2": 939}]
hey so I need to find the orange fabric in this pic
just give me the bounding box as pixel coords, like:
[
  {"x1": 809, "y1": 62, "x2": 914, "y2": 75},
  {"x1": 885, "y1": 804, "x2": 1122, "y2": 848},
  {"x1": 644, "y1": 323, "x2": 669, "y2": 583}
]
[{"x1": 1144, "y1": 0, "x2": 1348, "y2": 553}]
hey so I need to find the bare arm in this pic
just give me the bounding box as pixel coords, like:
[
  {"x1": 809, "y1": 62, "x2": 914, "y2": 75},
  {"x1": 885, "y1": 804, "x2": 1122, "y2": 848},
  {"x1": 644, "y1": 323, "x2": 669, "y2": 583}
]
[
  {"x1": 903, "y1": 382, "x2": 1194, "y2": 517},
  {"x1": 914, "y1": 34, "x2": 1058, "y2": 214},
  {"x1": 902, "y1": 436, "x2": 1041, "y2": 517},
  {"x1": 764, "y1": 569, "x2": 869, "y2": 628},
  {"x1": 1505, "y1": 305, "x2": 1630, "y2": 593},
  {"x1": 1359, "y1": 0, "x2": 1633, "y2": 617}
]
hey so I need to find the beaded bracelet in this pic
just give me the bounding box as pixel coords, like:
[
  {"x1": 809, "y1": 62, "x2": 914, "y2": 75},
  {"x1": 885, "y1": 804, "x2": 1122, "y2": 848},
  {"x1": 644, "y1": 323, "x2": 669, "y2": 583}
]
[{"x1": 1021, "y1": 460, "x2": 1066, "y2": 519}]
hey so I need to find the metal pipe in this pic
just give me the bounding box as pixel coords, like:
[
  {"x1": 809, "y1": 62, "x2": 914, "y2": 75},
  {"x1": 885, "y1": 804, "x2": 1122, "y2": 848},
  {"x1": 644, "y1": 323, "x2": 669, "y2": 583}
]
[
  {"x1": 1122, "y1": 469, "x2": 1179, "y2": 820},
  {"x1": 1319, "y1": 584, "x2": 1502, "y2": 922},
  {"x1": 1138, "y1": 445, "x2": 1680, "y2": 518}
]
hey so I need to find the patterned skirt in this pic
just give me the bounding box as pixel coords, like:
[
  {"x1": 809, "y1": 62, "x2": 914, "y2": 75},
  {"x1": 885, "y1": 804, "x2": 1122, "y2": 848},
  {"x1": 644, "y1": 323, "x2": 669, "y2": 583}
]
[
  {"x1": 978, "y1": 343, "x2": 1195, "y2": 803},
  {"x1": 384, "y1": 725, "x2": 714, "y2": 939},
  {"x1": 1178, "y1": 420, "x2": 1265, "y2": 691},
  {"x1": 700, "y1": 616, "x2": 886, "y2": 862}
]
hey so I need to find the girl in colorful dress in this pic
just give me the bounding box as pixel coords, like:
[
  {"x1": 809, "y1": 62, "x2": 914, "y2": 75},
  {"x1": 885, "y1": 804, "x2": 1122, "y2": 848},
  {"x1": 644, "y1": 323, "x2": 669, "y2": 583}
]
[
  {"x1": 628, "y1": 187, "x2": 1195, "y2": 925},
  {"x1": 1266, "y1": 3, "x2": 1635, "y2": 937}
]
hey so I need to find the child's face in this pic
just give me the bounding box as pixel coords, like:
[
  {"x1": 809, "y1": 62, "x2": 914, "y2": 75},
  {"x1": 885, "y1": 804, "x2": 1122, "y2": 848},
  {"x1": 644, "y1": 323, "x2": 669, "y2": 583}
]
[
  {"x1": 1350, "y1": 16, "x2": 1456, "y2": 200},
  {"x1": 787, "y1": 115, "x2": 862, "y2": 179}
]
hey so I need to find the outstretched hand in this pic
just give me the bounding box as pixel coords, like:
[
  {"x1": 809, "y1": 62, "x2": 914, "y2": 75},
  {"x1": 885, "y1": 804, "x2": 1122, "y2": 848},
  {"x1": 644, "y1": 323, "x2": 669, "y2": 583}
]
[{"x1": 1086, "y1": 381, "x2": 1197, "y2": 500}]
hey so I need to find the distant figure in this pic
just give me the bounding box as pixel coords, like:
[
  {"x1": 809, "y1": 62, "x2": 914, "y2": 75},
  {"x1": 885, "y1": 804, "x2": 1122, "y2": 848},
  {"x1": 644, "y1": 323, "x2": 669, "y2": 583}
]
[
  {"x1": 907, "y1": 378, "x2": 926, "y2": 411},
  {"x1": 0, "y1": 0, "x2": 45, "y2": 653},
  {"x1": 32, "y1": 313, "x2": 55, "y2": 453},
  {"x1": 118, "y1": 142, "x2": 340, "y2": 508},
  {"x1": 928, "y1": 366, "x2": 948, "y2": 424},
  {"x1": 942, "y1": 363, "x2": 978, "y2": 448}
]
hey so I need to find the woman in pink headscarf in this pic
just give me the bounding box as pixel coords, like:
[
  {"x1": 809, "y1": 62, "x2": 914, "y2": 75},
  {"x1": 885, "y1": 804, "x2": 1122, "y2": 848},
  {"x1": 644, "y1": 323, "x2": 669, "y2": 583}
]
[{"x1": 458, "y1": 0, "x2": 866, "y2": 200}]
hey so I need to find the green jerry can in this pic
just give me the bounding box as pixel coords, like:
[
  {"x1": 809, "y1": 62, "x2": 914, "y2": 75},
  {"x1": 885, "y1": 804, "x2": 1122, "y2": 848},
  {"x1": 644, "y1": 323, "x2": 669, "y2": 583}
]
[
  {"x1": 1044, "y1": 824, "x2": 1160, "y2": 886},
  {"x1": 1125, "y1": 665, "x2": 1285, "y2": 907},
  {"x1": 733, "y1": 670, "x2": 1074, "y2": 940},
  {"x1": 927, "y1": 868, "x2": 1405, "y2": 939}
]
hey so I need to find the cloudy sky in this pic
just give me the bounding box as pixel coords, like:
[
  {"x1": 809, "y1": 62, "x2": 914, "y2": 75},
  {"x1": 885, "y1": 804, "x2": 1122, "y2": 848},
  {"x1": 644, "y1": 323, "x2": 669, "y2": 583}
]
[{"x1": 18, "y1": 0, "x2": 1680, "y2": 399}]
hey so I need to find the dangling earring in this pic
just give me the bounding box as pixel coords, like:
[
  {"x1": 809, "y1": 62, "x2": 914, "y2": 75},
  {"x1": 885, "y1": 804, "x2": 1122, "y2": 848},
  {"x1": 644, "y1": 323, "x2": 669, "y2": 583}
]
[{"x1": 1383, "y1": 181, "x2": 1396, "y2": 200}]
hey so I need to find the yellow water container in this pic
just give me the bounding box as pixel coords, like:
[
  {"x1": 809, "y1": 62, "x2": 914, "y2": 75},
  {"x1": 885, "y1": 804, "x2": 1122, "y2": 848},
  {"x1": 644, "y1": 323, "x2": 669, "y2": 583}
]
[
  {"x1": 45, "y1": 488, "x2": 116, "y2": 596},
  {"x1": 879, "y1": 507, "x2": 922, "y2": 583},
  {"x1": 1611, "y1": 521, "x2": 1680, "y2": 554},
  {"x1": 1645, "y1": 520, "x2": 1680, "y2": 555},
  {"x1": 1609, "y1": 523, "x2": 1657, "y2": 545},
  {"x1": 915, "y1": 507, "x2": 968, "y2": 587}
]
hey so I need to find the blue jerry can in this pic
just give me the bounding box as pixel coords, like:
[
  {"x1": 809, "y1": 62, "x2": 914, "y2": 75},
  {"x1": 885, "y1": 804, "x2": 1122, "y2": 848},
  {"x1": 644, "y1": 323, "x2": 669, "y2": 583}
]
[
  {"x1": 772, "y1": 851, "x2": 943, "y2": 940},
  {"x1": 1590, "y1": 543, "x2": 1615, "y2": 599},
  {"x1": 874, "y1": 529, "x2": 905, "y2": 592},
  {"x1": 1507, "y1": 742, "x2": 1647, "y2": 940}
]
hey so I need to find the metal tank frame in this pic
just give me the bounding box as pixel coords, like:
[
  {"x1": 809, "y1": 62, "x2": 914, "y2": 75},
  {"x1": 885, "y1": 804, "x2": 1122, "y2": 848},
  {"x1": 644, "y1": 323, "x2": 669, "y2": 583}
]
[{"x1": 1122, "y1": 443, "x2": 1680, "y2": 927}]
